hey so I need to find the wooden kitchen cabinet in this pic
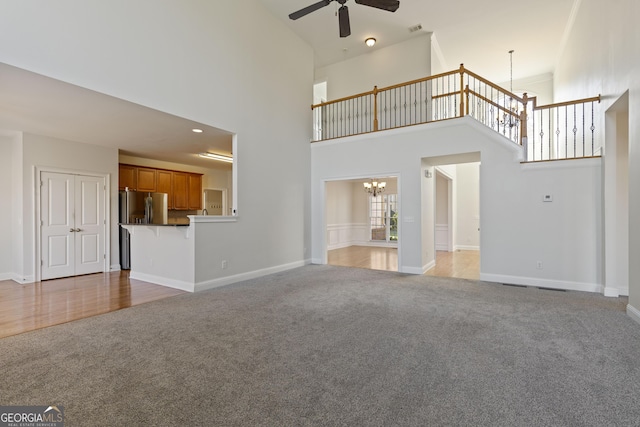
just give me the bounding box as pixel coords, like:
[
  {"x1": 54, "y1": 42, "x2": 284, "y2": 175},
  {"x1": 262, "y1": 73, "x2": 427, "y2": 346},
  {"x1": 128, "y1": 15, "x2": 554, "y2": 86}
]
[
  {"x1": 119, "y1": 165, "x2": 137, "y2": 190},
  {"x1": 156, "y1": 170, "x2": 173, "y2": 209},
  {"x1": 119, "y1": 164, "x2": 202, "y2": 211},
  {"x1": 188, "y1": 174, "x2": 202, "y2": 210},
  {"x1": 136, "y1": 167, "x2": 157, "y2": 192},
  {"x1": 172, "y1": 172, "x2": 189, "y2": 210}
]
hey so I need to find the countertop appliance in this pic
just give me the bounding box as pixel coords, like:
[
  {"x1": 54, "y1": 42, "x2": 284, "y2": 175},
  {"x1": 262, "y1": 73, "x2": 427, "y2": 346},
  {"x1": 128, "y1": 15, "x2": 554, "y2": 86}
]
[{"x1": 119, "y1": 190, "x2": 168, "y2": 269}]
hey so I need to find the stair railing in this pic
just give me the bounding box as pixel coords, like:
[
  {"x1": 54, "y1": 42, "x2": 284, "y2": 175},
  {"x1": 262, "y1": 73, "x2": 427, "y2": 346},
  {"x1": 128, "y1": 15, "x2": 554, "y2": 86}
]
[{"x1": 311, "y1": 64, "x2": 601, "y2": 162}]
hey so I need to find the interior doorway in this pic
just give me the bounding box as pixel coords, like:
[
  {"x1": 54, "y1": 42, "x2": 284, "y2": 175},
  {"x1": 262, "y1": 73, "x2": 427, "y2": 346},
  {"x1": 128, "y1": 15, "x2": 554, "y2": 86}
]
[
  {"x1": 325, "y1": 176, "x2": 399, "y2": 272},
  {"x1": 423, "y1": 153, "x2": 481, "y2": 279}
]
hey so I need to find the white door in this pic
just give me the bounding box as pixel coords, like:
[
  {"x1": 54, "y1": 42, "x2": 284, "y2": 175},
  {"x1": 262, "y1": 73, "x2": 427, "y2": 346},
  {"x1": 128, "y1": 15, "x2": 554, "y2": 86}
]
[{"x1": 41, "y1": 172, "x2": 105, "y2": 280}]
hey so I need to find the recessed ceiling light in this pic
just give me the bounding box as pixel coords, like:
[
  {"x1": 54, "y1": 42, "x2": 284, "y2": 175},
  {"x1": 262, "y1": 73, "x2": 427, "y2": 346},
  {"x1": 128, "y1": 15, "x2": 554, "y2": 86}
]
[
  {"x1": 192, "y1": 128, "x2": 203, "y2": 133},
  {"x1": 365, "y1": 37, "x2": 376, "y2": 47}
]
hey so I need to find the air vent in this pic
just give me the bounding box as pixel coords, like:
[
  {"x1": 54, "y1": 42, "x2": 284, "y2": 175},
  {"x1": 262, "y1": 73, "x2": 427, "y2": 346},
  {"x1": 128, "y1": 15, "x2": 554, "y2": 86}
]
[{"x1": 409, "y1": 24, "x2": 422, "y2": 33}]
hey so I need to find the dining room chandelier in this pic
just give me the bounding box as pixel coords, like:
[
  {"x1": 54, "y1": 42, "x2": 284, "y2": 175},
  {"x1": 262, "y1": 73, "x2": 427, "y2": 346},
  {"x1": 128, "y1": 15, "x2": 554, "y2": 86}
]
[{"x1": 363, "y1": 179, "x2": 386, "y2": 197}]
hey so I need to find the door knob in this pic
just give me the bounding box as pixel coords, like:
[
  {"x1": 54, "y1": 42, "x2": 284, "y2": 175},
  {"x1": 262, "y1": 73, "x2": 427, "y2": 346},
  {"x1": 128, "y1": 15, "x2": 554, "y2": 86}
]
[
  {"x1": 70, "y1": 228, "x2": 75, "y2": 232},
  {"x1": 75, "y1": 228, "x2": 82, "y2": 232}
]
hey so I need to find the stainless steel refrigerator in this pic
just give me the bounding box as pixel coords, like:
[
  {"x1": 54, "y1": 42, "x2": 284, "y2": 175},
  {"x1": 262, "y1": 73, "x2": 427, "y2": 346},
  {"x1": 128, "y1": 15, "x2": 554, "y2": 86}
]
[{"x1": 119, "y1": 190, "x2": 168, "y2": 269}]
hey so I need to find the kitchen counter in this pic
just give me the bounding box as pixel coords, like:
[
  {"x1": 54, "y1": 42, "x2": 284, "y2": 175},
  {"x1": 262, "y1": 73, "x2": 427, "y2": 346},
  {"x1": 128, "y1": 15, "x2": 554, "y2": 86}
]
[{"x1": 121, "y1": 215, "x2": 239, "y2": 293}]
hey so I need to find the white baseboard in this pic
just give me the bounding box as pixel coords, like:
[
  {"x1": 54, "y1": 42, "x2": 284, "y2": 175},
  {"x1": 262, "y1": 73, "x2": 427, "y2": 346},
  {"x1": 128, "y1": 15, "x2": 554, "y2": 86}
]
[
  {"x1": 422, "y1": 260, "x2": 437, "y2": 274},
  {"x1": 480, "y1": 272, "x2": 603, "y2": 294},
  {"x1": 129, "y1": 272, "x2": 195, "y2": 292},
  {"x1": 604, "y1": 286, "x2": 629, "y2": 297},
  {"x1": 195, "y1": 260, "x2": 308, "y2": 293},
  {"x1": 327, "y1": 242, "x2": 353, "y2": 250},
  {"x1": 9, "y1": 274, "x2": 35, "y2": 284},
  {"x1": 402, "y1": 260, "x2": 435, "y2": 275},
  {"x1": 0, "y1": 272, "x2": 12, "y2": 281},
  {"x1": 627, "y1": 304, "x2": 640, "y2": 326},
  {"x1": 358, "y1": 241, "x2": 398, "y2": 248},
  {"x1": 110, "y1": 264, "x2": 121, "y2": 272},
  {"x1": 454, "y1": 245, "x2": 480, "y2": 251}
]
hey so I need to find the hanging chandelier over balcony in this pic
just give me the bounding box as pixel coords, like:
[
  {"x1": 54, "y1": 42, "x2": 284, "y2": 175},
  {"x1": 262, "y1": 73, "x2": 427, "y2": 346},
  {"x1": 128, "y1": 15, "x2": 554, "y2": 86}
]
[
  {"x1": 500, "y1": 49, "x2": 520, "y2": 132},
  {"x1": 363, "y1": 179, "x2": 386, "y2": 197}
]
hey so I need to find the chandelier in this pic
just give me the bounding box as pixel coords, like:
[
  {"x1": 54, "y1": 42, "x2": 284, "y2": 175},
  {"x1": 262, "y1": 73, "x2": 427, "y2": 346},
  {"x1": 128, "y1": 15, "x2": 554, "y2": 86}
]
[
  {"x1": 363, "y1": 179, "x2": 386, "y2": 197},
  {"x1": 500, "y1": 49, "x2": 519, "y2": 132}
]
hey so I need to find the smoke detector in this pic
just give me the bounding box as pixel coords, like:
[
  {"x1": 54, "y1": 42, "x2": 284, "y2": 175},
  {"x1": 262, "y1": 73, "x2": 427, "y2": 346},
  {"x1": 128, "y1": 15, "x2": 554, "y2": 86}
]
[{"x1": 408, "y1": 24, "x2": 422, "y2": 33}]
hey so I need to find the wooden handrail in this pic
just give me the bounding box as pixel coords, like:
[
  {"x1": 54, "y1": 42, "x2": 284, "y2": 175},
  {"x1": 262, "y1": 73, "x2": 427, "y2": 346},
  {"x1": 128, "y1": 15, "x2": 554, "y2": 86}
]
[
  {"x1": 467, "y1": 89, "x2": 520, "y2": 118},
  {"x1": 311, "y1": 89, "x2": 375, "y2": 109},
  {"x1": 531, "y1": 95, "x2": 601, "y2": 111},
  {"x1": 375, "y1": 69, "x2": 459, "y2": 93},
  {"x1": 312, "y1": 69, "x2": 462, "y2": 110},
  {"x1": 310, "y1": 64, "x2": 601, "y2": 159},
  {"x1": 463, "y1": 67, "x2": 526, "y2": 104}
]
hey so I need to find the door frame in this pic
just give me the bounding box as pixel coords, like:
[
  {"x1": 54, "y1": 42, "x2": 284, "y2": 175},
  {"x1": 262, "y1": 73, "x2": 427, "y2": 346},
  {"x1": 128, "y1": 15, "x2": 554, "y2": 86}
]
[
  {"x1": 35, "y1": 166, "x2": 111, "y2": 282},
  {"x1": 435, "y1": 167, "x2": 454, "y2": 252}
]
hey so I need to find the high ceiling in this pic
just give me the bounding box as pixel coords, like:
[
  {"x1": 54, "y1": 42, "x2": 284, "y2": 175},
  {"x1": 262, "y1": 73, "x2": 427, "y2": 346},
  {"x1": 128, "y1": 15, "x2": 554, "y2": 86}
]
[
  {"x1": 0, "y1": 63, "x2": 233, "y2": 170},
  {"x1": 0, "y1": 0, "x2": 578, "y2": 167},
  {"x1": 260, "y1": 0, "x2": 578, "y2": 83}
]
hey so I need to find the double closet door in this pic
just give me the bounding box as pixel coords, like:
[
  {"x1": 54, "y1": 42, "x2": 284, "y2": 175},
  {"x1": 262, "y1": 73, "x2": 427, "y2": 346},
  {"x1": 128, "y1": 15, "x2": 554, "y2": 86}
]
[{"x1": 40, "y1": 172, "x2": 106, "y2": 280}]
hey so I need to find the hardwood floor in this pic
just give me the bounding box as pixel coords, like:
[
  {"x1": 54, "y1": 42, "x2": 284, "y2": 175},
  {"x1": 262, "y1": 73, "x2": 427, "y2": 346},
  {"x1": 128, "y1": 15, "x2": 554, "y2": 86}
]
[
  {"x1": 328, "y1": 246, "x2": 398, "y2": 271},
  {"x1": 424, "y1": 250, "x2": 480, "y2": 280},
  {"x1": 0, "y1": 271, "x2": 184, "y2": 339},
  {"x1": 328, "y1": 246, "x2": 479, "y2": 280}
]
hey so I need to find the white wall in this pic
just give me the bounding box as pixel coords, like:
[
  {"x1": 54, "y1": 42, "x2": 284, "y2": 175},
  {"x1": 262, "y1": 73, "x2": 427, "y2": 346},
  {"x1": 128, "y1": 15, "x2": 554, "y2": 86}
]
[
  {"x1": 435, "y1": 174, "x2": 448, "y2": 224},
  {"x1": 455, "y1": 162, "x2": 480, "y2": 250},
  {"x1": 499, "y1": 73, "x2": 554, "y2": 105},
  {"x1": 0, "y1": 133, "x2": 16, "y2": 279},
  {"x1": 0, "y1": 0, "x2": 314, "y2": 284},
  {"x1": 315, "y1": 35, "x2": 431, "y2": 100},
  {"x1": 553, "y1": 0, "x2": 640, "y2": 310},
  {"x1": 311, "y1": 118, "x2": 602, "y2": 292},
  {"x1": 17, "y1": 133, "x2": 119, "y2": 282}
]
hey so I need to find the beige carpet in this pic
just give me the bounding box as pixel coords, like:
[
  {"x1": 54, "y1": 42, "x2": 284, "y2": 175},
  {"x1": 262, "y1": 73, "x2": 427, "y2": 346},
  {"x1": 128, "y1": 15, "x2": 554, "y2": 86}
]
[{"x1": 0, "y1": 265, "x2": 638, "y2": 426}]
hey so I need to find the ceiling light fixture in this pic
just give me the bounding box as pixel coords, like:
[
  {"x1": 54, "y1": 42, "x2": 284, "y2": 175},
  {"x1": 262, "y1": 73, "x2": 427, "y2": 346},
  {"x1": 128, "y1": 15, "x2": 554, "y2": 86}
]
[
  {"x1": 365, "y1": 37, "x2": 376, "y2": 47},
  {"x1": 363, "y1": 179, "x2": 386, "y2": 197},
  {"x1": 192, "y1": 128, "x2": 203, "y2": 133},
  {"x1": 198, "y1": 152, "x2": 233, "y2": 163}
]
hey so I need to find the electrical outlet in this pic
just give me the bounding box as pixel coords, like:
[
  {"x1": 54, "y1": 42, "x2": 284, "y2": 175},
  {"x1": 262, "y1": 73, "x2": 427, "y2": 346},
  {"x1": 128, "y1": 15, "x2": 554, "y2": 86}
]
[
  {"x1": 221, "y1": 260, "x2": 228, "y2": 269},
  {"x1": 536, "y1": 261, "x2": 543, "y2": 270}
]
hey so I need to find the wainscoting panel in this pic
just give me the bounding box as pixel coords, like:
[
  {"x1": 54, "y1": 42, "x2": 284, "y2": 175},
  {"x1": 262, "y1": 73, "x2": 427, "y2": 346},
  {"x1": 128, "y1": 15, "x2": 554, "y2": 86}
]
[
  {"x1": 435, "y1": 223, "x2": 449, "y2": 251},
  {"x1": 327, "y1": 223, "x2": 369, "y2": 250}
]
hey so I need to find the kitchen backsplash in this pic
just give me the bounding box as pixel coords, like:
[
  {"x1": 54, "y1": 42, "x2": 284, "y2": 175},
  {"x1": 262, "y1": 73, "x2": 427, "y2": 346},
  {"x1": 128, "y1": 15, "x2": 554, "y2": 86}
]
[{"x1": 167, "y1": 210, "x2": 195, "y2": 224}]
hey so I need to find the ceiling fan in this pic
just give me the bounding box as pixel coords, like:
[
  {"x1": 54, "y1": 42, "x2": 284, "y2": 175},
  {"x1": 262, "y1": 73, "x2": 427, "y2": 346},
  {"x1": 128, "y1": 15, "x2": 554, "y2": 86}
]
[{"x1": 289, "y1": 0, "x2": 400, "y2": 38}]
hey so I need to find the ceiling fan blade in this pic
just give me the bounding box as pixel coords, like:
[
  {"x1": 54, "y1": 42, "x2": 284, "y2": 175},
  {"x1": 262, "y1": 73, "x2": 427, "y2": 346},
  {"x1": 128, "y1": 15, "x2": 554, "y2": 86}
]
[
  {"x1": 354, "y1": 0, "x2": 400, "y2": 12},
  {"x1": 339, "y1": 5, "x2": 351, "y2": 38},
  {"x1": 289, "y1": 0, "x2": 332, "y2": 20}
]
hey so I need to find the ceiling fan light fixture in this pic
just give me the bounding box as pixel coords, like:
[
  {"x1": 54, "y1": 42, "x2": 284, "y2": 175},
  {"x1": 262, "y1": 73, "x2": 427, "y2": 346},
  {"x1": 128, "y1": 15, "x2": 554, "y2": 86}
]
[{"x1": 365, "y1": 37, "x2": 376, "y2": 47}]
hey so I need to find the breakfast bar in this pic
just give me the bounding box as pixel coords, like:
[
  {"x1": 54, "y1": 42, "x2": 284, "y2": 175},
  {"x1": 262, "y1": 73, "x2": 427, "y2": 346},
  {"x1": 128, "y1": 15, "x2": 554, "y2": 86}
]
[{"x1": 121, "y1": 215, "x2": 237, "y2": 292}]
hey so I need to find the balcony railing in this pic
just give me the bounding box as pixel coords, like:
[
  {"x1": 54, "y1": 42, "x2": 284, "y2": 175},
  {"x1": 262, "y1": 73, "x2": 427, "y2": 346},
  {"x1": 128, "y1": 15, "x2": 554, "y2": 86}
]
[{"x1": 311, "y1": 64, "x2": 601, "y2": 162}]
